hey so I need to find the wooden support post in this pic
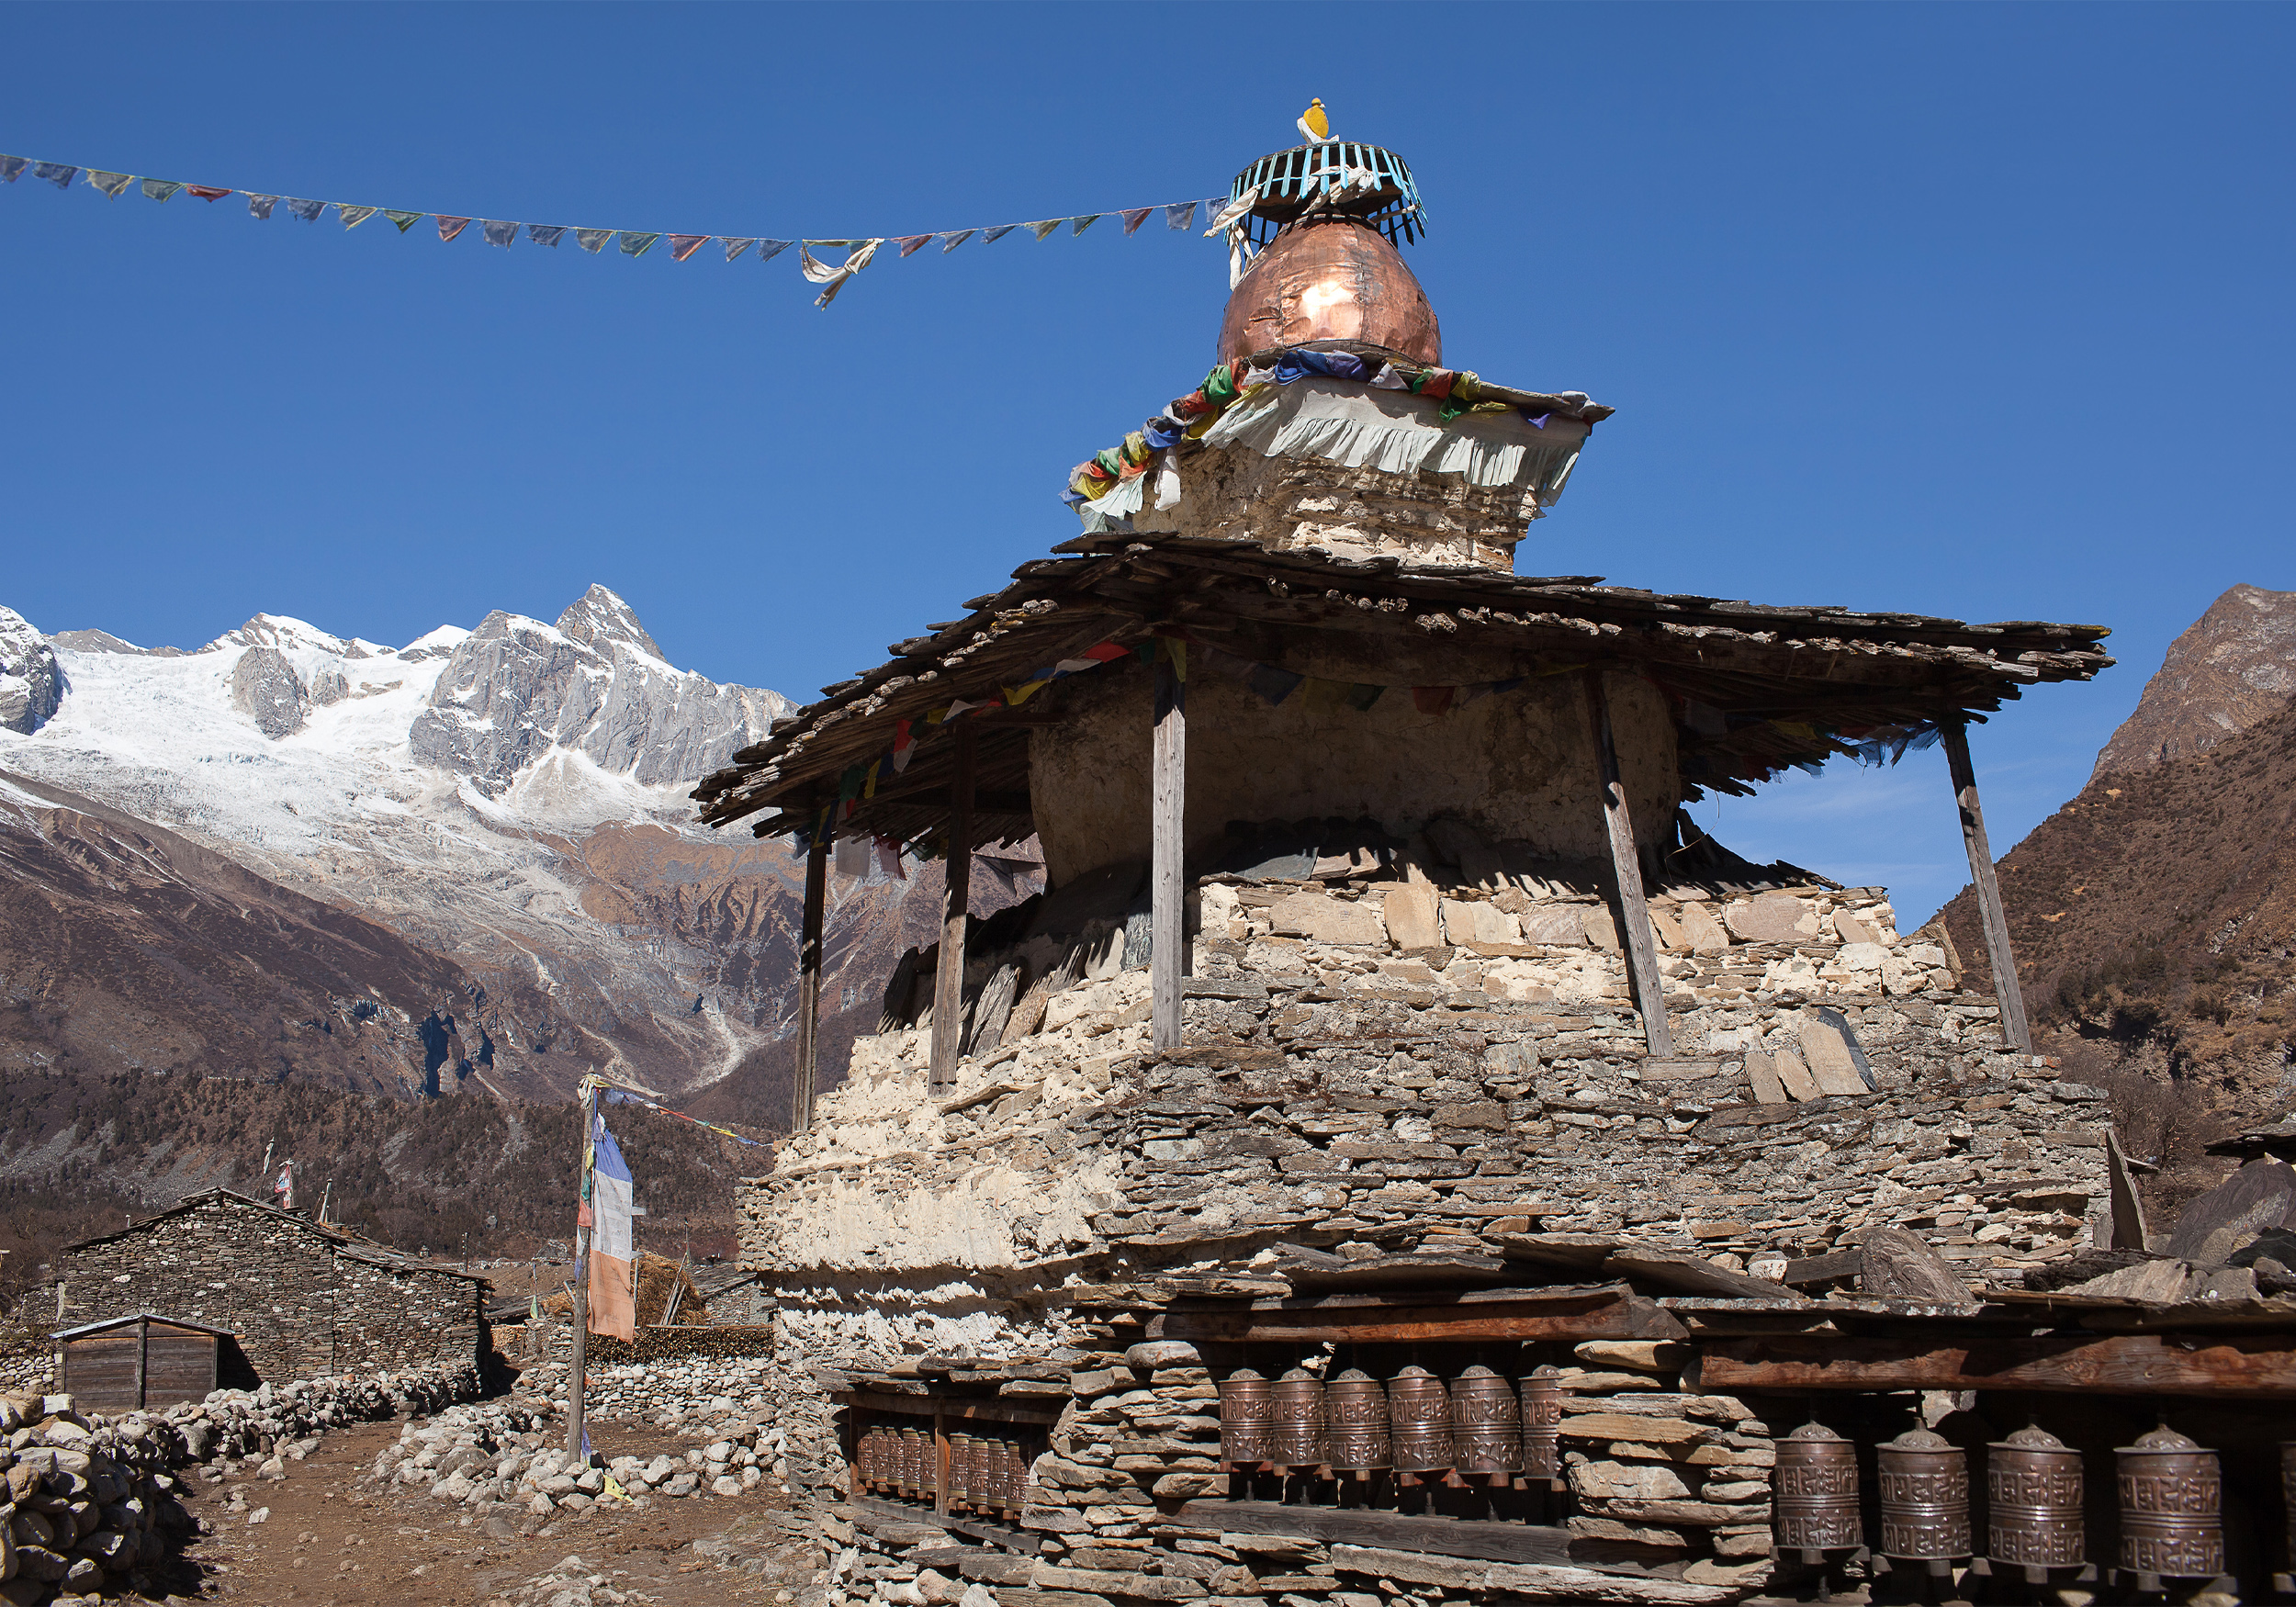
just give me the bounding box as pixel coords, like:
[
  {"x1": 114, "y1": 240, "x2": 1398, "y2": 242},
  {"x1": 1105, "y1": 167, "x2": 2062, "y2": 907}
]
[
  {"x1": 929, "y1": 723, "x2": 976, "y2": 1090},
  {"x1": 933, "y1": 1406, "x2": 951, "y2": 1516},
  {"x1": 1583, "y1": 670, "x2": 1674, "y2": 1058},
  {"x1": 793, "y1": 824, "x2": 829, "y2": 1134},
  {"x1": 1152, "y1": 651, "x2": 1187, "y2": 1051},
  {"x1": 566, "y1": 1077, "x2": 599, "y2": 1461},
  {"x1": 133, "y1": 1313, "x2": 147, "y2": 1410},
  {"x1": 1941, "y1": 721, "x2": 2033, "y2": 1052}
]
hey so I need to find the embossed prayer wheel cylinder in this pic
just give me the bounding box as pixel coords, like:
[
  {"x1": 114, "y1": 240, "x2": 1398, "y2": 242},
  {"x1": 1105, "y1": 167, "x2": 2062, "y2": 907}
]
[
  {"x1": 1878, "y1": 1429, "x2": 1972, "y2": 1560},
  {"x1": 1270, "y1": 1367, "x2": 1328, "y2": 1467},
  {"x1": 995, "y1": 1440, "x2": 1022, "y2": 1508},
  {"x1": 1987, "y1": 1426, "x2": 2085, "y2": 1568},
  {"x1": 859, "y1": 1426, "x2": 881, "y2": 1484},
  {"x1": 1388, "y1": 1365, "x2": 1454, "y2": 1472},
  {"x1": 2282, "y1": 1442, "x2": 2296, "y2": 1572},
  {"x1": 1324, "y1": 1369, "x2": 1390, "y2": 1470},
  {"x1": 1775, "y1": 1422, "x2": 1863, "y2": 1550},
  {"x1": 950, "y1": 1433, "x2": 977, "y2": 1503},
  {"x1": 1451, "y1": 1365, "x2": 1523, "y2": 1475},
  {"x1": 2117, "y1": 1428, "x2": 2223, "y2": 1579},
  {"x1": 1220, "y1": 1368, "x2": 1277, "y2": 1467},
  {"x1": 905, "y1": 1426, "x2": 930, "y2": 1495},
  {"x1": 1520, "y1": 1365, "x2": 1563, "y2": 1480}
]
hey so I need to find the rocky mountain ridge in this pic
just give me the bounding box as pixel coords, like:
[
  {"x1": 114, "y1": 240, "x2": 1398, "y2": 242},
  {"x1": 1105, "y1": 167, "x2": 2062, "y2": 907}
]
[{"x1": 0, "y1": 587, "x2": 935, "y2": 1112}]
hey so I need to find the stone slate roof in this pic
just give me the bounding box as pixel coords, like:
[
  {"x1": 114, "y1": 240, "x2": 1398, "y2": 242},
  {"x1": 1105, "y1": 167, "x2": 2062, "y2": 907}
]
[
  {"x1": 692, "y1": 532, "x2": 2113, "y2": 847},
  {"x1": 63, "y1": 1188, "x2": 491, "y2": 1285}
]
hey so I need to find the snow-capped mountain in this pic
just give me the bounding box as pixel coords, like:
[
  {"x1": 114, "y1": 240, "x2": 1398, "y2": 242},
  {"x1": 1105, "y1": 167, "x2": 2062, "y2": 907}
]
[{"x1": 0, "y1": 587, "x2": 936, "y2": 1110}]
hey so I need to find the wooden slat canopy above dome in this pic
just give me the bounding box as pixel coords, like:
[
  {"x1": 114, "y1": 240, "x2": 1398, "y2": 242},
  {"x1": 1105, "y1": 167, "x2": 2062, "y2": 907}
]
[{"x1": 689, "y1": 531, "x2": 2112, "y2": 850}]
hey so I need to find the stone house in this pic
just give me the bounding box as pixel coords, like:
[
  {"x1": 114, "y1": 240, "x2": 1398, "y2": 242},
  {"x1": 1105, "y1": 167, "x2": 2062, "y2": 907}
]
[
  {"x1": 50, "y1": 1189, "x2": 487, "y2": 1386},
  {"x1": 689, "y1": 135, "x2": 2296, "y2": 1604}
]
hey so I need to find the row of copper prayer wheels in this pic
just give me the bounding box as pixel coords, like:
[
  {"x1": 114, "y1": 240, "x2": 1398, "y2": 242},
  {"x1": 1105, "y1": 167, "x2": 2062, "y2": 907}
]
[
  {"x1": 855, "y1": 1423, "x2": 1029, "y2": 1515},
  {"x1": 1781, "y1": 1422, "x2": 2274, "y2": 1582},
  {"x1": 1217, "y1": 1365, "x2": 1565, "y2": 1481}
]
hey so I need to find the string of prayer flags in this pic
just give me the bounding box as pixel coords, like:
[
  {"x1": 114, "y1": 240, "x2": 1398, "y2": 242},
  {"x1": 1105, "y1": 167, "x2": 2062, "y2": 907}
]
[{"x1": 3, "y1": 150, "x2": 1229, "y2": 312}]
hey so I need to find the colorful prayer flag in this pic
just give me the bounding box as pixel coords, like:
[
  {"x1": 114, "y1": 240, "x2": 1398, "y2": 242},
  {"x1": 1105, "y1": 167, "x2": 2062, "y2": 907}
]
[
  {"x1": 383, "y1": 209, "x2": 422, "y2": 233},
  {"x1": 285, "y1": 197, "x2": 324, "y2": 222},
  {"x1": 33, "y1": 163, "x2": 78, "y2": 189},
  {"x1": 0, "y1": 156, "x2": 28, "y2": 184},
  {"x1": 1345, "y1": 682, "x2": 1385, "y2": 712},
  {"x1": 1120, "y1": 208, "x2": 1152, "y2": 235},
  {"x1": 937, "y1": 230, "x2": 973, "y2": 253},
  {"x1": 337, "y1": 204, "x2": 377, "y2": 229},
  {"x1": 574, "y1": 228, "x2": 613, "y2": 253},
  {"x1": 895, "y1": 234, "x2": 931, "y2": 257},
  {"x1": 527, "y1": 224, "x2": 567, "y2": 247},
  {"x1": 720, "y1": 236, "x2": 754, "y2": 262},
  {"x1": 1411, "y1": 686, "x2": 1456, "y2": 717},
  {"x1": 186, "y1": 185, "x2": 231, "y2": 202},
  {"x1": 756, "y1": 238, "x2": 792, "y2": 262},
  {"x1": 584, "y1": 1111, "x2": 636, "y2": 1343},
  {"x1": 619, "y1": 231, "x2": 659, "y2": 256},
  {"x1": 1300, "y1": 678, "x2": 1347, "y2": 714},
  {"x1": 86, "y1": 170, "x2": 131, "y2": 198},
  {"x1": 667, "y1": 233, "x2": 709, "y2": 260},
  {"x1": 1246, "y1": 663, "x2": 1303, "y2": 706},
  {"x1": 435, "y1": 215, "x2": 471, "y2": 242},
  {"x1": 981, "y1": 224, "x2": 1017, "y2": 244},
  {"x1": 245, "y1": 193, "x2": 279, "y2": 219},
  {"x1": 139, "y1": 178, "x2": 182, "y2": 203},
  {"x1": 1070, "y1": 214, "x2": 1099, "y2": 236},
  {"x1": 1026, "y1": 219, "x2": 1061, "y2": 241},
  {"x1": 480, "y1": 219, "x2": 518, "y2": 248}
]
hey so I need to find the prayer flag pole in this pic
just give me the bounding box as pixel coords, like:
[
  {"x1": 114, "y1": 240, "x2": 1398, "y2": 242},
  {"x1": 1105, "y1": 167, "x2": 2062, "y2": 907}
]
[{"x1": 566, "y1": 1076, "x2": 600, "y2": 1461}]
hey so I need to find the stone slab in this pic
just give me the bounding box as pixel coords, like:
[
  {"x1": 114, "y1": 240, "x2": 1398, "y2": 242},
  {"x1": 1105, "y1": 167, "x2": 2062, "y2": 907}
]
[
  {"x1": 1743, "y1": 1052, "x2": 1787, "y2": 1105},
  {"x1": 1724, "y1": 895, "x2": 1814, "y2": 943},
  {"x1": 1770, "y1": 1049, "x2": 1819, "y2": 1103},
  {"x1": 1381, "y1": 884, "x2": 1440, "y2": 950}
]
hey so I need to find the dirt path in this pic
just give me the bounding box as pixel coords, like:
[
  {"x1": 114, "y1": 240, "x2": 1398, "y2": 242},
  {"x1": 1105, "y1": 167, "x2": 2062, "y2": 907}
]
[{"x1": 174, "y1": 1417, "x2": 816, "y2": 1606}]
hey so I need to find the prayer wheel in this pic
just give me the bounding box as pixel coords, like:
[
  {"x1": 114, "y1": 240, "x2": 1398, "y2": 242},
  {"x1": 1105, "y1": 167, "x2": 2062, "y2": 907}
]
[
  {"x1": 899, "y1": 1426, "x2": 926, "y2": 1496},
  {"x1": 1324, "y1": 1368, "x2": 1390, "y2": 1471},
  {"x1": 998, "y1": 1439, "x2": 1026, "y2": 1509},
  {"x1": 1219, "y1": 1368, "x2": 1277, "y2": 1466},
  {"x1": 1388, "y1": 1365, "x2": 1454, "y2": 1473},
  {"x1": 1986, "y1": 1425, "x2": 2084, "y2": 1569},
  {"x1": 1775, "y1": 1422, "x2": 1863, "y2": 1550},
  {"x1": 1451, "y1": 1365, "x2": 1523, "y2": 1476},
  {"x1": 2282, "y1": 1442, "x2": 2296, "y2": 1574},
  {"x1": 2116, "y1": 1427, "x2": 2223, "y2": 1579},
  {"x1": 860, "y1": 1426, "x2": 883, "y2": 1486},
  {"x1": 1270, "y1": 1367, "x2": 1327, "y2": 1468},
  {"x1": 950, "y1": 1433, "x2": 977, "y2": 1504},
  {"x1": 1878, "y1": 1428, "x2": 1971, "y2": 1560},
  {"x1": 1520, "y1": 1365, "x2": 1562, "y2": 1480}
]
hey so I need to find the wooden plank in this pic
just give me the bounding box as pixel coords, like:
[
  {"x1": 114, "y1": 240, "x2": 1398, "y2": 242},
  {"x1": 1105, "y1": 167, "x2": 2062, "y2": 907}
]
[
  {"x1": 793, "y1": 823, "x2": 829, "y2": 1134},
  {"x1": 832, "y1": 1388, "x2": 1064, "y2": 1426},
  {"x1": 929, "y1": 723, "x2": 977, "y2": 1089},
  {"x1": 1780, "y1": 1249, "x2": 1862, "y2": 1287},
  {"x1": 1172, "y1": 1500, "x2": 1572, "y2": 1568},
  {"x1": 1151, "y1": 654, "x2": 1186, "y2": 1051},
  {"x1": 850, "y1": 1492, "x2": 1042, "y2": 1554},
  {"x1": 1583, "y1": 670, "x2": 1673, "y2": 1058},
  {"x1": 134, "y1": 1313, "x2": 147, "y2": 1409},
  {"x1": 1685, "y1": 1331, "x2": 2296, "y2": 1399},
  {"x1": 1154, "y1": 1290, "x2": 1686, "y2": 1345},
  {"x1": 1941, "y1": 722, "x2": 2032, "y2": 1052}
]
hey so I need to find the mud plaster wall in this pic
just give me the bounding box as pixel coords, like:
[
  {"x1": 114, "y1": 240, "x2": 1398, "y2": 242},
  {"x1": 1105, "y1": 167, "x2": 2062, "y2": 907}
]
[{"x1": 1029, "y1": 663, "x2": 1677, "y2": 887}]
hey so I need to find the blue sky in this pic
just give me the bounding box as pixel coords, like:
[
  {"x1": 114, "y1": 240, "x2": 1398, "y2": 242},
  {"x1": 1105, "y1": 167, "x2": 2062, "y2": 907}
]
[{"x1": 4, "y1": 3, "x2": 2289, "y2": 925}]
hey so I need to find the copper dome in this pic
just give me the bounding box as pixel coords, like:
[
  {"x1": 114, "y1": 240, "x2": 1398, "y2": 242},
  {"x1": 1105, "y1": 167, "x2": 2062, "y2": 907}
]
[{"x1": 1217, "y1": 218, "x2": 1441, "y2": 370}]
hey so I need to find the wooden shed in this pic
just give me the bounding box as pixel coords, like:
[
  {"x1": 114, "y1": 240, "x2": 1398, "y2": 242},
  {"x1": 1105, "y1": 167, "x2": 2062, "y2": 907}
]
[{"x1": 53, "y1": 1314, "x2": 232, "y2": 1410}]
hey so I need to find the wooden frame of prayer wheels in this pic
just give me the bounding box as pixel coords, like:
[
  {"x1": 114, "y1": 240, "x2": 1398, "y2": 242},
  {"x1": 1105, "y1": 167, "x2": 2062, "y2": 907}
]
[
  {"x1": 1451, "y1": 1365, "x2": 1522, "y2": 1479},
  {"x1": 2282, "y1": 1442, "x2": 2296, "y2": 1579},
  {"x1": 2116, "y1": 1428, "x2": 2224, "y2": 1580},
  {"x1": 1271, "y1": 1367, "x2": 1327, "y2": 1469},
  {"x1": 1325, "y1": 1368, "x2": 1389, "y2": 1473},
  {"x1": 1219, "y1": 1367, "x2": 1277, "y2": 1468},
  {"x1": 1775, "y1": 1422, "x2": 1863, "y2": 1552},
  {"x1": 1520, "y1": 1365, "x2": 1562, "y2": 1483},
  {"x1": 1987, "y1": 1426, "x2": 2084, "y2": 1570},
  {"x1": 1388, "y1": 1365, "x2": 1454, "y2": 1475},
  {"x1": 1877, "y1": 1428, "x2": 1971, "y2": 1561}
]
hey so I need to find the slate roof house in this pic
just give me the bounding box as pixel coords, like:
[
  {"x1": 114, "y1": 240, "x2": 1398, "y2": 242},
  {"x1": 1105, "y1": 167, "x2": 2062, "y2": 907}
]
[
  {"x1": 50, "y1": 1189, "x2": 487, "y2": 1386},
  {"x1": 692, "y1": 133, "x2": 2296, "y2": 1604}
]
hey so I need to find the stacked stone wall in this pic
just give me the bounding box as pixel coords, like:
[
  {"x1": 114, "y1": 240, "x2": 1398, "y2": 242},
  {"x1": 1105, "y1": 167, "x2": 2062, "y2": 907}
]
[{"x1": 49, "y1": 1197, "x2": 482, "y2": 1384}]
